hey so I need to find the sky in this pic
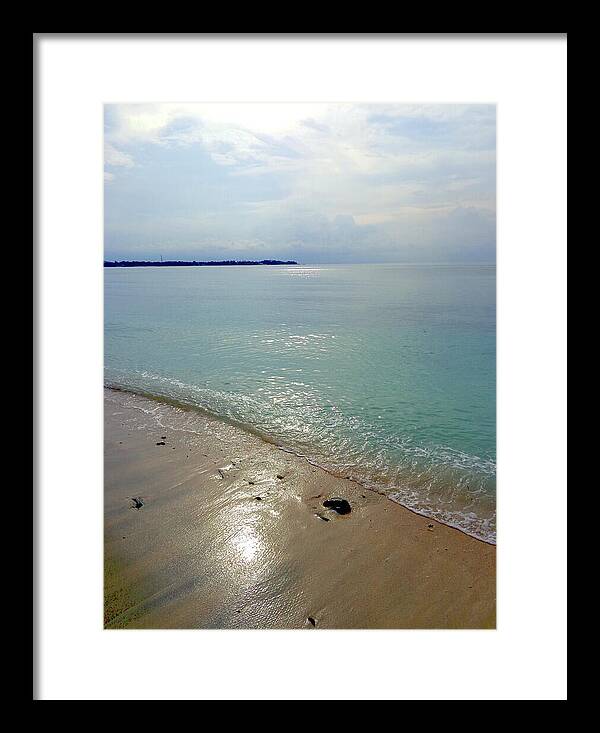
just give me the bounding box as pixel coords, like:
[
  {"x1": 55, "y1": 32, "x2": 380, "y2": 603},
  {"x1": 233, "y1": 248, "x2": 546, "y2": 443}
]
[{"x1": 104, "y1": 103, "x2": 495, "y2": 263}]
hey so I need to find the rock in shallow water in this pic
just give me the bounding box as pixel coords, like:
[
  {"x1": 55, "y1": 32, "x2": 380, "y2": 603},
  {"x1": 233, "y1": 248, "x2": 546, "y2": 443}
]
[{"x1": 322, "y1": 498, "x2": 351, "y2": 515}]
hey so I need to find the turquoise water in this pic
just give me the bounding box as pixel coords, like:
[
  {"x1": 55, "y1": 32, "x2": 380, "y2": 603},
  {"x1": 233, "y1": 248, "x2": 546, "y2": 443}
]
[{"x1": 105, "y1": 264, "x2": 496, "y2": 542}]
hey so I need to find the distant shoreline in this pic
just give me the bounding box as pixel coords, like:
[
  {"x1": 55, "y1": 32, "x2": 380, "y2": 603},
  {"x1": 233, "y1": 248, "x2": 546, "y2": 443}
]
[{"x1": 104, "y1": 259, "x2": 298, "y2": 268}]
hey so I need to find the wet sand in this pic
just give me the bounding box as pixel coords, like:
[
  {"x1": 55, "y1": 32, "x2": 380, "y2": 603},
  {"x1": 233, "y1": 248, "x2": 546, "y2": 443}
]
[{"x1": 104, "y1": 388, "x2": 496, "y2": 629}]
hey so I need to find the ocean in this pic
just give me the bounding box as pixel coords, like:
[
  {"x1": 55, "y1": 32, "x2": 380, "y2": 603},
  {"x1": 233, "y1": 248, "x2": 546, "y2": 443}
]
[{"x1": 105, "y1": 263, "x2": 496, "y2": 543}]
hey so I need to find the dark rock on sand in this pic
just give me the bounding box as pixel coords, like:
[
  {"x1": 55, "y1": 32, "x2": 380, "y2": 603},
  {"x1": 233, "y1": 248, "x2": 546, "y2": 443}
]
[
  {"x1": 156, "y1": 441, "x2": 166, "y2": 446},
  {"x1": 129, "y1": 497, "x2": 144, "y2": 510},
  {"x1": 323, "y1": 498, "x2": 351, "y2": 515},
  {"x1": 276, "y1": 474, "x2": 284, "y2": 480},
  {"x1": 307, "y1": 616, "x2": 316, "y2": 627}
]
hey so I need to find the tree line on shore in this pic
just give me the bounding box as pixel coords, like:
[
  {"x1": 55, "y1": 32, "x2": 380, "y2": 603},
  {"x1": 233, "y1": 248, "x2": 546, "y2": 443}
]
[{"x1": 104, "y1": 259, "x2": 298, "y2": 267}]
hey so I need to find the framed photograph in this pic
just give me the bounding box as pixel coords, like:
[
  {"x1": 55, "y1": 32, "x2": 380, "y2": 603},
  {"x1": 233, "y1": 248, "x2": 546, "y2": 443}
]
[{"x1": 35, "y1": 33, "x2": 567, "y2": 700}]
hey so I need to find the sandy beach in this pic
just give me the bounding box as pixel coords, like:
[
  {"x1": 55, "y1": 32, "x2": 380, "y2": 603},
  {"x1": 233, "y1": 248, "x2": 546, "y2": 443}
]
[{"x1": 105, "y1": 388, "x2": 496, "y2": 629}]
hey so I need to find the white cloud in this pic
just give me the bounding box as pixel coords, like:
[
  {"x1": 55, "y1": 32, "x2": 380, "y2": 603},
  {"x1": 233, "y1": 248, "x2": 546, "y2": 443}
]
[
  {"x1": 104, "y1": 103, "x2": 496, "y2": 262},
  {"x1": 104, "y1": 142, "x2": 135, "y2": 182}
]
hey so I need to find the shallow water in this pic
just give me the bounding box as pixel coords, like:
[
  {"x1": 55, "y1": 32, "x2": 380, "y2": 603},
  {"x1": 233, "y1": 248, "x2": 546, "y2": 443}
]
[{"x1": 105, "y1": 263, "x2": 496, "y2": 542}]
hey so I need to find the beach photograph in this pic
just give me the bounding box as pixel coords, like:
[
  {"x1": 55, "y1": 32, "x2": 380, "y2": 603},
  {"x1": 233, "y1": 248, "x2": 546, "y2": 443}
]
[
  {"x1": 104, "y1": 103, "x2": 497, "y2": 629},
  {"x1": 36, "y1": 33, "x2": 567, "y2": 701}
]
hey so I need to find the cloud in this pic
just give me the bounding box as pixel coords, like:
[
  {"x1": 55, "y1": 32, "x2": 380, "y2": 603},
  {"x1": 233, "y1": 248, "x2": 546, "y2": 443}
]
[
  {"x1": 104, "y1": 143, "x2": 134, "y2": 167},
  {"x1": 104, "y1": 142, "x2": 135, "y2": 182},
  {"x1": 104, "y1": 103, "x2": 495, "y2": 262}
]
